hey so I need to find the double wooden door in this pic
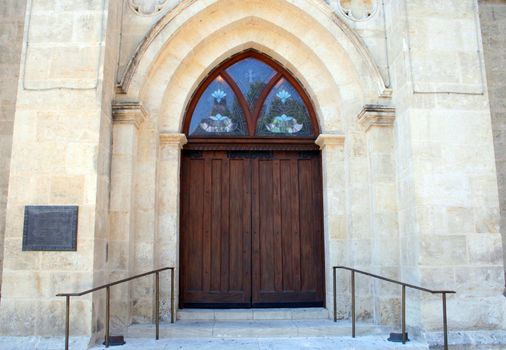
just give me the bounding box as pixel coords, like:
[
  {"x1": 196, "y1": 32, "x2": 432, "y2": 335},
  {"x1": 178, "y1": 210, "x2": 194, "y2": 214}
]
[{"x1": 180, "y1": 150, "x2": 324, "y2": 308}]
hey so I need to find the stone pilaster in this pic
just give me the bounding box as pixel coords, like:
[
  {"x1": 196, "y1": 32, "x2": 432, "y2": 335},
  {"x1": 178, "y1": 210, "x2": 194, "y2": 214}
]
[
  {"x1": 109, "y1": 101, "x2": 147, "y2": 332},
  {"x1": 0, "y1": 0, "x2": 122, "y2": 340},
  {"x1": 315, "y1": 134, "x2": 347, "y2": 317},
  {"x1": 157, "y1": 133, "x2": 187, "y2": 319},
  {"x1": 358, "y1": 105, "x2": 400, "y2": 325}
]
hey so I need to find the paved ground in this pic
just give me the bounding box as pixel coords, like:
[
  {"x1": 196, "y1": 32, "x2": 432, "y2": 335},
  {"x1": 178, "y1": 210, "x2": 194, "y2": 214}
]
[
  {"x1": 89, "y1": 336, "x2": 430, "y2": 350},
  {"x1": 430, "y1": 347, "x2": 506, "y2": 350},
  {"x1": 1, "y1": 336, "x2": 504, "y2": 349}
]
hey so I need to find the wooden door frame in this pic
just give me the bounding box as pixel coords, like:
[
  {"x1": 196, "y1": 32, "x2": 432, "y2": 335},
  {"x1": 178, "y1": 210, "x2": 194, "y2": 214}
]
[
  {"x1": 179, "y1": 147, "x2": 326, "y2": 308},
  {"x1": 178, "y1": 49, "x2": 326, "y2": 309}
]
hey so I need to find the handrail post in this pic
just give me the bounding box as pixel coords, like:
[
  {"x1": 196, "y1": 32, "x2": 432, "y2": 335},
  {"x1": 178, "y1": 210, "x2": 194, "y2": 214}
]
[
  {"x1": 155, "y1": 272, "x2": 160, "y2": 340},
  {"x1": 331, "y1": 267, "x2": 455, "y2": 349},
  {"x1": 351, "y1": 270, "x2": 356, "y2": 338},
  {"x1": 333, "y1": 267, "x2": 337, "y2": 322},
  {"x1": 105, "y1": 286, "x2": 110, "y2": 348},
  {"x1": 65, "y1": 296, "x2": 70, "y2": 350},
  {"x1": 402, "y1": 285, "x2": 406, "y2": 344},
  {"x1": 442, "y1": 292, "x2": 448, "y2": 350},
  {"x1": 170, "y1": 268, "x2": 175, "y2": 324}
]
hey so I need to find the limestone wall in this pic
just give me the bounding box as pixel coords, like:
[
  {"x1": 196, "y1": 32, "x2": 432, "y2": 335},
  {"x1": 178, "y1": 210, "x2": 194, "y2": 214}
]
[
  {"x1": 479, "y1": 0, "x2": 506, "y2": 283},
  {"x1": 0, "y1": 0, "x2": 121, "y2": 342},
  {"x1": 387, "y1": 0, "x2": 505, "y2": 332},
  {"x1": 0, "y1": 0, "x2": 27, "y2": 293}
]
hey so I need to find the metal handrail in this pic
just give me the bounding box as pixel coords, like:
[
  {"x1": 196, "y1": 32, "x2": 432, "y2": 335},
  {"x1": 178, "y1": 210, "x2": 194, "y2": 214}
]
[
  {"x1": 333, "y1": 266, "x2": 456, "y2": 350},
  {"x1": 57, "y1": 267, "x2": 175, "y2": 350}
]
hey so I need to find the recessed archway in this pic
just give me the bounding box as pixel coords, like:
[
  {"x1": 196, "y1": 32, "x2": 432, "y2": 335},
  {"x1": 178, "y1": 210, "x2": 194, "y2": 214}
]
[
  {"x1": 179, "y1": 50, "x2": 326, "y2": 308},
  {"x1": 118, "y1": 0, "x2": 390, "y2": 134},
  {"x1": 116, "y1": 0, "x2": 390, "y2": 315}
]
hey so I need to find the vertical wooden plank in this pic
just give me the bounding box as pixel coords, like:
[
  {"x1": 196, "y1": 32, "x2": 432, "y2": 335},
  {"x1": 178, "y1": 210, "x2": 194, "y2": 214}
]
[
  {"x1": 290, "y1": 156, "x2": 301, "y2": 291},
  {"x1": 298, "y1": 158, "x2": 315, "y2": 291},
  {"x1": 251, "y1": 157, "x2": 261, "y2": 303},
  {"x1": 221, "y1": 154, "x2": 230, "y2": 293},
  {"x1": 280, "y1": 158, "x2": 293, "y2": 291},
  {"x1": 313, "y1": 154, "x2": 325, "y2": 298},
  {"x1": 210, "y1": 158, "x2": 222, "y2": 292},
  {"x1": 229, "y1": 159, "x2": 244, "y2": 291},
  {"x1": 272, "y1": 158, "x2": 283, "y2": 292},
  {"x1": 259, "y1": 160, "x2": 274, "y2": 291},
  {"x1": 188, "y1": 159, "x2": 204, "y2": 291},
  {"x1": 242, "y1": 158, "x2": 252, "y2": 301},
  {"x1": 202, "y1": 156, "x2": 212, "y2": 292}
]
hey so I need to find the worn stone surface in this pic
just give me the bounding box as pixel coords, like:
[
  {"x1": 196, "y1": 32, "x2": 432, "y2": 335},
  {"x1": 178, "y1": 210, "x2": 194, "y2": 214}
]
[
  {"x1": 479, "y1": 0, "x2": 506, "y2": 283},
  {"x1": 0, "y1": 0, "x2": 27, "y2": 295},
  {"x1": 0, "y1": 0, "x2": 123, "y2": 342},
  {"x1": 0, "y1": 335, "x2": 430, "y2": 350},
  {"x1": 0, "y1": 0, "x2": 504, "y2": 344}
]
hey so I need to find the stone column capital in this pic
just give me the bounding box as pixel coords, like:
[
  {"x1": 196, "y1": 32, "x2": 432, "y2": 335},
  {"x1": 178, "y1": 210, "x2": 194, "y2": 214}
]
[
  {"x1": 112, "y1": 101, "x2": 148, "y2": 129},
  {"x1": 357, "y1": 105, "x2": 396, "y2": 132},
  {"x1": 315, "y1": 134, "x2": 345, "y2": 150},
  {"x1": 159, "y1": 133, "x2": 188, "y2": 149}
]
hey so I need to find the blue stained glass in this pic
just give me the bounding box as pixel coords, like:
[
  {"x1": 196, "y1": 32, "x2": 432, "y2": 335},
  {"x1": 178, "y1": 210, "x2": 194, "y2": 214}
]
[
  {"x1": 189, "y1": 76, "x2": 248, "y2": 137},
  {"x1": 225, "y1": 58, "x2": 276, "y2": 111},
  {"x1": 256, "y1": 78, "x2": 314, "y2": 137}
]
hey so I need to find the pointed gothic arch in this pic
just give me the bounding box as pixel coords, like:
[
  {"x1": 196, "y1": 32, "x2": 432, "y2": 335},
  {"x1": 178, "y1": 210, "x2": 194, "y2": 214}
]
[{"x1": 182, "y1": 50, "x2": 320, "y2": 142}]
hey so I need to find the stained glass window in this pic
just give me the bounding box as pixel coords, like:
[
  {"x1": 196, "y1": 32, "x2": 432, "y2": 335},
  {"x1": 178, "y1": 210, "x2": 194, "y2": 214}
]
[
  {"x1": 225, "y1": 58, "x2": 276, "y2": 111},
  {"x1": 189, "y1": 76, "x2": 248, "y2": 137},
  {"x1": 255, "y1": 78, "x2": 313, "y2": 137},
  {"x1": 185, "y1": 52, "x2": 317, "y2": 138}
]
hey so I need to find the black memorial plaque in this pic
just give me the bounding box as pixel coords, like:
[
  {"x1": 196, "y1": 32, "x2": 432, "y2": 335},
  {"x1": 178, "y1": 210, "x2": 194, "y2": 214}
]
[{"x1": 22, "y1": 206, "x2": 78, "y2": 251}]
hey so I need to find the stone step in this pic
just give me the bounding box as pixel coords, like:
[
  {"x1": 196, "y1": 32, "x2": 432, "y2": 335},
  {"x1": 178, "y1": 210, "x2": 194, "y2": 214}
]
[
  {"x1": 127, "y1": 319, "x2": 397, "y2": 339},
  {"x1": 177, "y1": 307, "x2": 329, "y2": 321},
  {"x1": 91, "y1": 336, "x2": 430, "y2": 350}
]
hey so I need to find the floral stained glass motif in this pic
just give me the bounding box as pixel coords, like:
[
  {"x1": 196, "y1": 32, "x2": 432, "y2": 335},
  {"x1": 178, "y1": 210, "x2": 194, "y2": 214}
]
[
  {"x1": 189, "y1": 76, "x2": 248, "y2": 136},
  {"x1": 225, "y1": 58, "x2": 276, "y2": 111},
  {"x1": 256, "y1": 78, "x2": 314, "y2": 137}
]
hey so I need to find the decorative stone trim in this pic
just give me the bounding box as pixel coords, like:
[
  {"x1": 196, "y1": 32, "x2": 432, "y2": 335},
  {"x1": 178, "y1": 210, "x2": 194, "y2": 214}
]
[
  {"x1": 315, "y1": 134, "x2": 346, "y2": 150},
  {"x1": 112, "y1": 101, "x2": 148, "y2": 129},
  {"x1": 357, "y1": 105, "x2": 396, "y2": 132},
  {"x1": 116, "y1": 0, "x2": 391, "y2": 99},
  {"x1": 128, "y1": 0, "x2": 169, "y2": 16},
  {"x1": 159, "y1": 133, "x2": 188, "y2": 149},
  {"x1": 337, "y1": 0, "x2": 379, "y2": 22}
]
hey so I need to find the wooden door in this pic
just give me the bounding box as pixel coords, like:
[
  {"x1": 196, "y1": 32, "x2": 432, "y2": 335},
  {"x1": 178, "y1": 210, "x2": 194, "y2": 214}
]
[
  {"x1": 251, "y1": 151, "x2": 324, "y2": 307},
  {"x1": 180, "y1": 149, "x2": 324, "y2": 308},
  {"x1": 180, "y1": 150, "x2": 252, "y2": 307}
]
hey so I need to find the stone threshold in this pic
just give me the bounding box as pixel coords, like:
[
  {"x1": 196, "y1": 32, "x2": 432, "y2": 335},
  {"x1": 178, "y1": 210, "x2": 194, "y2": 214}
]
[
  {"x1": 177, "y1": 307, "x2": 329, "y2": 321},
  {"x1": 127, "y1": 319, "x2": 393, "y2": 338}
]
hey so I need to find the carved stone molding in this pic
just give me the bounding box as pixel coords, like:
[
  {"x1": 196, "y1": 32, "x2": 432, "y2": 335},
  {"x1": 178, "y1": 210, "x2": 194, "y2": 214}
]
[
  {"x1": 128, "y1": 0, "x2": 169, "y2": 16},
  {"x1": 357, "y1": 105, "x2": 396, "y2": 132},
  {"x1": 116, "y1": 0, "x2": 391, "y2": 99},
  {"x1": 159, "y1": 133, "x2": 188, "y2": 148},
  {"x1": 315, "y1": 134, "x2": 346, "y2": 150},
  {"x1": 337, "y1": 0, "x2": 379, "y2": 22},
  {"x1": 112, "y1": 101, "x2": 148, "y2": 129}
]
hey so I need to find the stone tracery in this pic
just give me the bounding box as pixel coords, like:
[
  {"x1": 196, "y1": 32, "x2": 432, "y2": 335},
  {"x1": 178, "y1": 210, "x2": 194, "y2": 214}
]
[
  {"x1": 337, "y1": 0, "x2": 378, "y2": 21},
  {"x1": 129, "y1": 0, "x2": 169, "y2": 16}
]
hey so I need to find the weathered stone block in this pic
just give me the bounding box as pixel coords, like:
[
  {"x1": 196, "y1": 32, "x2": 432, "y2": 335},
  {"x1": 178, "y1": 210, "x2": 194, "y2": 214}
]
[
  {"x1": 467, "y1": 234, "x2": 503, "y2": 265},
  {"x1": 420, "y1": 235, "x2": 468, "y2": 266}
]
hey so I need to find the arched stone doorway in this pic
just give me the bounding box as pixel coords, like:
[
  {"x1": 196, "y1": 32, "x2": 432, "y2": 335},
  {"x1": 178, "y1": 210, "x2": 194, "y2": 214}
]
[
  {"x1": 179, "y1": 50, "x2": 325, "y2": 308},
  {"x1": 114, "y1": 0, "x2": 392, "y2": 318}
]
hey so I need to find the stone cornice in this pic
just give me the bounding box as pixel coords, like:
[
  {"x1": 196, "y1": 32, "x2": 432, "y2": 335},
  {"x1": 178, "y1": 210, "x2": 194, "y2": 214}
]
[
  {"x1": 315, "y1": 134, "x2": 346, "y2": 150},
  {"x1": 112, "y1": 101, "x2": 148, "y2": 129},
  {"x1": 357, "y1": 105, "x2": 396, "y2": 131},
  {"x1": 159, "y1": 133, "x2": 188, "y2": 148}
]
